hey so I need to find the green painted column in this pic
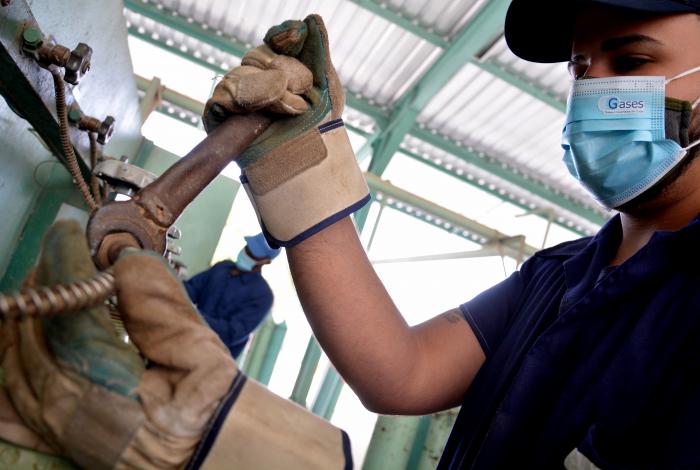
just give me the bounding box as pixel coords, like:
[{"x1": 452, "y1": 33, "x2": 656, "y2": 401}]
[
  {"x1": 362, "y1": 415, "x2": 422, "y2": 470},
  {"x1": 406, "y1": 415, "x2": 433, "y2": 470},
  {"x1": 290, "y1": 336, "x2": 322, "y2": 407},
  {"x1": 0, "y1": 164, "x2": 85, "y2": 291},
  {"x1": 311, "y1": 366, "x2": 344, "y2": 419},
  {"x1": 257, "y1": 320, "x2": 287, "y2": 386},
  {"x1": 416, "y1": 408, "x2": 459, "y2": 470},
  {"x1": 241, "y1": 316, "x2": 275, "y2": 380}
]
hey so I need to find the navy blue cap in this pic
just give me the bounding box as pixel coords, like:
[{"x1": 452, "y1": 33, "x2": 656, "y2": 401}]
[{"x1": 505, "y1": 0, "x2": 700, "y2": 63}]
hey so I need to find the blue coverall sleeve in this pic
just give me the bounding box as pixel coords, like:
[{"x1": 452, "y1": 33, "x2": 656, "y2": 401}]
[
  {"x1": 226, "y1": 284, "x2": 274, "y2": 340},
  {"x1": 184, "y1": 262, "x2": 220, "y2": 304},
  {"x1": 459, "y1": 268, "x2": 527, "y2": 356}
]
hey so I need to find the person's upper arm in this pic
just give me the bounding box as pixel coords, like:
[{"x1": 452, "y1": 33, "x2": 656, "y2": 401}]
[{"x1": 405, "y1": 271, "x2": 525, "y2": 414}]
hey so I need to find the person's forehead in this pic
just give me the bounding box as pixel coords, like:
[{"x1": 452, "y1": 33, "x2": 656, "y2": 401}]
[{"x1": 572, "y1": 6, "x2": 696, "y2": 50}]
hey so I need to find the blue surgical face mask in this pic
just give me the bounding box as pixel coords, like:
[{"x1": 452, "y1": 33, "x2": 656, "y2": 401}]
[
  {"x1": 235, "y1": 247, "x2": 257, "y2": 272},
  {"x1": 562, "y1": 66, "x2": 700, "y2": 208}
]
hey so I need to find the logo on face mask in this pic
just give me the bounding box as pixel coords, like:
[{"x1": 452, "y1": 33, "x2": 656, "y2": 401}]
[{"x1": 598, "y1": 95, "x2": 645, "y2": 114}]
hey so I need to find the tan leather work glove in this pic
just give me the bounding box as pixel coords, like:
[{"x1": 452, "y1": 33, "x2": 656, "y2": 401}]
[
  {"x1": 1, "y1": 220, "x2": 235, "y2": 469},
  {"x1": 204, "y1": 47, "x2": 313, "y2": 124},
  {"x1": 203, "y1": 15, "x2": 370, "y2": 248},
  {"x1": 1, "y1": 221, "x2": 353, "y2": 469}
]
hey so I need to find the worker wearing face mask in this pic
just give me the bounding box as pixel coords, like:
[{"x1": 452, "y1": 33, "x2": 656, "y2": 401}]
[
  {"x1": 184, "y1": 233, "x2": 280, "y2": 358},
  {"x1": 196, "y1": 2, "x2": 700, "y2": 468}
]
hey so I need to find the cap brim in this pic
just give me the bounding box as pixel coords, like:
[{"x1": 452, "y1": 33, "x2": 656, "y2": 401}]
[{"x1": 505, "y1": 0, "x2": 699, "y2": 63}]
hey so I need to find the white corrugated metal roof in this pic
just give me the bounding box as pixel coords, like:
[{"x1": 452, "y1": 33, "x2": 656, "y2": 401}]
[
  {"x1": 138, "y1": 0, "x2": 442, "y2": 106},
  {"x1": 382, "y1": 0, "x2": 485, "y2": 37}
]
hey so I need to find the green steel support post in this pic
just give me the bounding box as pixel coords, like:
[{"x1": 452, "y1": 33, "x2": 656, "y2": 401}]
[
  {"x1": 353, "y1": 190, "x2": 376, "y2": 233},
  {"x1": 406, "y1": 415, "x2": 433, "y2": 470},
  {"x1": 139, "y1": 76, "x2": 163, "y2": 124},
  {"x1": 257, "y1": 320, "x2": 287, "y2": 386},
  {"x1": 311, "y1": 366, "x2": 343, "y2": 419},
  {"x1": 290, "y1": 336, "x2": 323, "y2": 407},
  {"x1": 416, "y1": 408, "x2": 459, "y2": 470},
  {"x1": 322, "y1": 372, "x2": 344, "y2": 420},
  {"x1": 241, "y1": 316, "x2": 275, "y2": 380},
  {"x1": 0, "y1": 165, "x2": 85, "y2": 291},
  {"x1": 362, "y1": 415, "x2": 422, "y2": 470},
  {"x1": 365, "y1": 198, "x2": 387, "y2": 252}
]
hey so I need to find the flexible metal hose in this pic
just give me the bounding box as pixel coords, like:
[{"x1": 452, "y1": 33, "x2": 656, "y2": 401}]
[
  {"x1": 88, "y1": 131, "x2": 103, "y2": 206},
  {"x1": 50, "y1": 66, "x2": 99, "y2": 212},
  {"x1": 0, "y1": 270, "x2": 114, "y2": 320}
]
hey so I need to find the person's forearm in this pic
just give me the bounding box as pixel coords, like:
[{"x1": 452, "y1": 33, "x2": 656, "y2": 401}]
[{"x1": 287, "y1": 217, "x2": 418, "y2": 412}]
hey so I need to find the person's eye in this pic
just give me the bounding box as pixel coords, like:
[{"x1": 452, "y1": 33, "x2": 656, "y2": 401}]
[{"x1": 611, "y1": 56, "x2": 651, "y2": 74}]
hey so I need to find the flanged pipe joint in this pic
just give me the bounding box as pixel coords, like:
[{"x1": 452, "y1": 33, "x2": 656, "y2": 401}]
[
  {"x1": 68, "y1": 108, "x2": 116, "y2": 144},
  {"x1": 21, "y1": 27, "x2": 92, "y2": 85}
]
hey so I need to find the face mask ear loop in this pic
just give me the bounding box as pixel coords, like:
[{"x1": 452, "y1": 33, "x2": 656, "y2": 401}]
[
  {"x1": 665, "y1": 64, "x2": 700, "y2": 84},
  {"x1": 692, "y1": 95, "x2": 700, "y2": 109},
  {"x1": 684, "y1": 138, "x2": 700, "y2": 152}
]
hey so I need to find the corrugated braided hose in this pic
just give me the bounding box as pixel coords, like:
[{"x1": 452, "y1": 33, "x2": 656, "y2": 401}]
[
  {"x1": 0, "y1": 269, "x2": 114, "y2": 320},
  {"x1": 50, "y1": 65, "x2": 99, "y2": 212}
]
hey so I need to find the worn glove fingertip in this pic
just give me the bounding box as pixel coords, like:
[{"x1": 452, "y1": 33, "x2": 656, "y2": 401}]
[{"x1": 264, "y1": 19, "x2": 307, "y2": 56}]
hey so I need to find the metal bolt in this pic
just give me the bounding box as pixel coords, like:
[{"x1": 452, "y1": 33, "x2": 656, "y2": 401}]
[
  {"x1": 68, "y1": 108, "x2": 82, "y2": 123},
  {"x1": 21, "y1": 28, "x2": 43, "y2": 48}
]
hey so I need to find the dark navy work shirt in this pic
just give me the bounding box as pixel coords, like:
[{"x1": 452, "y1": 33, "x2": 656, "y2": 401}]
[
  {"x1": 184, "y1": 260, "x2": 273, "y2": 358},
  {"x1": 439, "y1": 214, "x2": 700, "y2": 469}
]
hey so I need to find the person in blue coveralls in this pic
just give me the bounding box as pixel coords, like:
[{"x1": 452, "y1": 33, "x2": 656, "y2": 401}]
[{"x1": 184, "y1": 233, "x2": 280, "y2": 358}]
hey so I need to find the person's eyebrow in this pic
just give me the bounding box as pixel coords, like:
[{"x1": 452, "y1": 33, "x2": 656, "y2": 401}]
[{"x1": 600, "y1": 34, "x2": 663, "y2": 52}]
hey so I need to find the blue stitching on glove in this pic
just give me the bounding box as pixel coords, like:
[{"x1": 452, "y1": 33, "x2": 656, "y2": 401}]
[
  {"x1": 264, "y1": 192, "x2": 371, "y2": 248},
  {"x1": 184, "y1": 371, "x2": 248, "y2": 470}
]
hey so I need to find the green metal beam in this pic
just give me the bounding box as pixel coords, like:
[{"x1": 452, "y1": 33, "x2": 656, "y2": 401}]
[
  {"x1": 124, "y1": 0, "x2": 249, "y2": 57},
  {"x1": 409, "y1": 126, "x2": 607, "y2": 227},
  {"x1": 473, "y1": 59, "x2": 566, "y2": 112},
  {"x1": 397, "y1": 147, "x2": 594, "y2": 237},
  {"x1": 347, "y1": 0, "x2": 450, "y2": 48},
  {"x1": 365, "y1": 173, "x2": 539, "y2": 260},
  {"x1": 368, "y1": 0, "x2": 510, "y2": 176}
]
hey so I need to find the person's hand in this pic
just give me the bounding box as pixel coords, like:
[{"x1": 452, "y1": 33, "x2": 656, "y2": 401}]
[
  {"x1": 203, "y1": 15, "x2": 370, "y2": 248},
  {"x1": 0, "y1": 220, "x2": 352, "y2": 469},
  {"x1": 1, "y1": 220, "x2": 235, "y2": 469}
]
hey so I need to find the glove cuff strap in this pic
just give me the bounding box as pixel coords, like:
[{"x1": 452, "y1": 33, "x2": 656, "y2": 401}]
[
  {"x1": 185, "y1": 371, "x2": 247, "y2": 470},
  {"x1": 194, "y1": 378, "x2": 352, "y2": 470},
  {"x1": 242, "y1": 119, "x2": 370, "y2": 248}
]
